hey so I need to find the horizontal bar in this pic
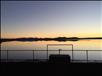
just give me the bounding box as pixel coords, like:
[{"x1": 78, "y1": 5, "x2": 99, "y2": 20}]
[
  {"x1": 1, "y1": 50, "x2": 102, "y2": 51},
  {"x1": 47, "y1": 44, "x2": 73, "y2": 46}
]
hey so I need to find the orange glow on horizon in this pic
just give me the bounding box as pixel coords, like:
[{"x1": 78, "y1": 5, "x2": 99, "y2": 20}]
[{"x1": 1, "y1": 32, "x2": 102, "y2": 38}]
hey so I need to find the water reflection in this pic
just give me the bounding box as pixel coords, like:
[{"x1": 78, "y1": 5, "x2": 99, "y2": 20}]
[
  {"x1": 1, "y1": 40, "x2": 102, "y2": 50},
  {"x1": 1, "y1": 40, "x2": 102, "y2": 61}
]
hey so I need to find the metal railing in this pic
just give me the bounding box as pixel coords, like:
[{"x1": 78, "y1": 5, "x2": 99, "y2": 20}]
[{"x1": 1, "y1": 49, "x2": 102, "y2": 63}]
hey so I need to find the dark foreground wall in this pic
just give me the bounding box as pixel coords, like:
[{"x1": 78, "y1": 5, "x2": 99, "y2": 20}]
[{"x1": 1, "y1": 62, "x2": 102, "y2": 76}]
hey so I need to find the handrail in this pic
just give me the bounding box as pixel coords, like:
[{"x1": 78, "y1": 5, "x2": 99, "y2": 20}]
[
  {"x1": 1, "y1": 50, "x2": 102, "y2": 63},
  {"x1": 1, "y1": 50, "x2": 102, "y2": 51}
]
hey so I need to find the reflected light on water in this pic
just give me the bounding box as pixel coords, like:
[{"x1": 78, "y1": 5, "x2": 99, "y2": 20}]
[{"x1": 1, "y1": 40, "x2": 102, "y2": 61}]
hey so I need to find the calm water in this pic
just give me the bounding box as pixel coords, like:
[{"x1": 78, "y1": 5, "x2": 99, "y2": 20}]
[{"x1": 1, "y1": 40, "x2": 102, "y2": 61}]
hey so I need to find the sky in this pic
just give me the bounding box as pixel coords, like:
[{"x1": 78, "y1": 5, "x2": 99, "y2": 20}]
[{"x1": 1, "y1": 1, "x2": 102, "y2": 38}]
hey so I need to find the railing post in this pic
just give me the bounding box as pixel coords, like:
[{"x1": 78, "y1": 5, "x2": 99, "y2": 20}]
[
  {"x1": 86, "y1": 50, "x2": 88, "y2": 63},
  {"x1": 72, "y1": 45, "x2": 74, "y2": 61},
  {"x1": 33, "y1": 50, "x2": 34, "y2": 62},
  {"x1": 59, "y1": 49, "x2": 61, "y2": 55},
  {"x1": 47, "y1": 45, "x2": 48, "y2": 60},
  {"x1": 7, "y1": 50, "x2": 8, "y2": 62}
]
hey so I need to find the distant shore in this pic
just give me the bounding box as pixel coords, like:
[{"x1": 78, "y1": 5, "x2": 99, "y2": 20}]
[{"x1": 1, "y1": 37, "x2": 102, "y2": 43}]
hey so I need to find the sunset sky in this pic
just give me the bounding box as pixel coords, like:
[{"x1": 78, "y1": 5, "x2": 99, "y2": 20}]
[{"x1": 1, "y1": 1, "x2": 102, "y2": 38}]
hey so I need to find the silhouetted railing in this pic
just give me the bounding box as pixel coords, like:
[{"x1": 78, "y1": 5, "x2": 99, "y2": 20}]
[{"x1": 1, "y1": 50, "x2": 102, "y2": 63}]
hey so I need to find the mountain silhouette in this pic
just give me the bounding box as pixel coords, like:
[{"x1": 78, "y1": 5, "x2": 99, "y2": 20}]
[{"x1": 1, "y1": 37, "x2": 102, "y2": 43}]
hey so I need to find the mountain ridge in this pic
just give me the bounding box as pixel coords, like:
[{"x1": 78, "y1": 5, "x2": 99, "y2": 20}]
[{"x1": 1, "y1": 37, "x2": 102, "y2": 43}]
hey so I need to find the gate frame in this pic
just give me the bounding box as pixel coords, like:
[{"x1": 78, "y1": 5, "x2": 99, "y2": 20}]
[{"x1": 46, "y1": 44, "x2": 74, "y2": 60}]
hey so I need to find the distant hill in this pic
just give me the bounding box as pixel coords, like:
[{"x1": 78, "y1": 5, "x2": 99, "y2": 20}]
[{"x1": 1, "y1": 37, "x2": 102, "y2": 43}]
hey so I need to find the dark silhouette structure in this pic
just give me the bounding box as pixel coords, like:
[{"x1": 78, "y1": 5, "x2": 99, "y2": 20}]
[{"x1": 49, "y1": 54, "x2": 71, "y2": 63}]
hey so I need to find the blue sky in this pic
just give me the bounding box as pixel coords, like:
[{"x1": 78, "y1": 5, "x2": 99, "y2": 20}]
[{"x1": 1, "y1": 1, "x2": 102, "y2": 38}]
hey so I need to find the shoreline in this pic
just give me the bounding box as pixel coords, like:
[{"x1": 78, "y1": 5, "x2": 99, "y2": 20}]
[{"x1": 1, "y1": 37, "x2": 102, "y2": 43}]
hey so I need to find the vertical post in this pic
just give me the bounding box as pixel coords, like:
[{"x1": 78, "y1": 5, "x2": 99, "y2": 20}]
[
  {"x1": 72, "y1": 45, "x2": 74, "y2": 61},
  {"x1": 33, "y1": 50, "x2": 34, "y2": 62},
  {"x1": 7, "y1": 50, "x2": 8, "y2": 62},
  {"x1": 86, "y1": 50, "x2": 88, "y2": 63},
  {"x1": 59, "y1": 49, "x2": 61, "y2": 55},
  {"x1": 47, "y1": 45, "x2": 48, "y2": 60}
]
